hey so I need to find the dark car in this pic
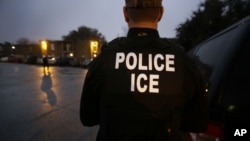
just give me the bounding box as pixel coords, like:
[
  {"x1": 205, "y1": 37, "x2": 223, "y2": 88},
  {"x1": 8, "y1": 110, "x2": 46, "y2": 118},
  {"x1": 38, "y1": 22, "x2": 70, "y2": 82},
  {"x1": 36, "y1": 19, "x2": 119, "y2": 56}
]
[
  {"x1": 79, "y1": 59, "x2": 91, "y2": 68},
  {"x1": 55, "y1": 56, "x2": 76, "y2": 66},
  {"x1": 26, "y1": 55, "x2": 38, "y2": 64},
  {"x1": 187, "y1": 16, "x2": 250, "y2": 141}
]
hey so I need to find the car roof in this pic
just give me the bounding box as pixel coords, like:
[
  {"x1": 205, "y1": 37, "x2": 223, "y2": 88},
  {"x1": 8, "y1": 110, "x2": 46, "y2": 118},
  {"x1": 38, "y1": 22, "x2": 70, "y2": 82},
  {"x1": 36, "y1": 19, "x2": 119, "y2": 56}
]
[{"x1": 196, "y1": 16, "x2": 250, "y2": 48}]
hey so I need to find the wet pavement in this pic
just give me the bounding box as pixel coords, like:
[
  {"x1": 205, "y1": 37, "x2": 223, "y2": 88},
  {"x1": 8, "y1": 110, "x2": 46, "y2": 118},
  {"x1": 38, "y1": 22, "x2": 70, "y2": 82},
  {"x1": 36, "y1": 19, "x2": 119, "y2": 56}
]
[{"x1": 0, "y1": 62, "x2": 98, "y2": 141}]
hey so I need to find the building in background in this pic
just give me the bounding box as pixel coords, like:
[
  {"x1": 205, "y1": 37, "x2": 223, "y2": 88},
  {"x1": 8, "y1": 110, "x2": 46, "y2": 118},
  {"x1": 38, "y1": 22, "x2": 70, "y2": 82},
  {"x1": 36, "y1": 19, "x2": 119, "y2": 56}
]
[
  {"x1": 40, "y1": 39, "x2": 101, "y2": 60},
  {"x1": 0, "y1": 43, "x2": 40, "y2": 57},
  {"x1": 40, "y1": 40, "x2": 74, "y2": 58},
  {"x1": 0, "y1": 39, "x2": 102, "y2": 63}
]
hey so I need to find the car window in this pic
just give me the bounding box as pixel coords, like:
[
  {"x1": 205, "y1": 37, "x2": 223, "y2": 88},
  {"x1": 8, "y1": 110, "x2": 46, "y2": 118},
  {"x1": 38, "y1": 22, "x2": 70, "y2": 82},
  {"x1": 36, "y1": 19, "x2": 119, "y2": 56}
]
[
  {"x1": 193, "y1": 31, "x2": 238, "y2": 101},
  {"x1": 221, "y1": 37, "x2": 250, "y2": 114},
  {"x1": 191, "y1": 22, "x2": 250, "y2": 101}
]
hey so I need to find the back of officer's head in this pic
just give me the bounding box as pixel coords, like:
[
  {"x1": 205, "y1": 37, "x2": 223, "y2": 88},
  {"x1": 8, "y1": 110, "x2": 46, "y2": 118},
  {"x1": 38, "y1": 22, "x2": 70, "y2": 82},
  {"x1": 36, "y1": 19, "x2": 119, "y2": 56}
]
[{"x1": 124, "y1": 0, "x2": 163, "y2": 23}]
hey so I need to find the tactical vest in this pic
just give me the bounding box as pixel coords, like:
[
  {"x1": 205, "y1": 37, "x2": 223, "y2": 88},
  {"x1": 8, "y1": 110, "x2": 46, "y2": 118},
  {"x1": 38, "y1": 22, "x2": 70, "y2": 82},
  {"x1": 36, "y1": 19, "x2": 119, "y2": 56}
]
[{"x1": 99, "y1": 37, "x2": 186, "y2": 141}]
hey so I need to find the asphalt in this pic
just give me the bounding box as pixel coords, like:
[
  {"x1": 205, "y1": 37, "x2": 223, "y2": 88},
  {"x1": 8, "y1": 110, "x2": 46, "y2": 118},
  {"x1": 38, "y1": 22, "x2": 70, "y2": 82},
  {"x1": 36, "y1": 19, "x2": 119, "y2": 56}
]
[{"x1": 0, "y1": 62, "x2": 98, "y2": 141}]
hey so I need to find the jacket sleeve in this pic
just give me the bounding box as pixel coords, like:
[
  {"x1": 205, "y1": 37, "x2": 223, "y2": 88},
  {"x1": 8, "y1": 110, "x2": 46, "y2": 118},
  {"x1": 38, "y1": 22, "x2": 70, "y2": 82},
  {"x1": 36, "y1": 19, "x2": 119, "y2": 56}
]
[
  {"x1": 80, "y1": 54, "x2": 103, "y2": 127},
  {"x1": 180, "y1": 55, "x2": 209, "y2": 132}
]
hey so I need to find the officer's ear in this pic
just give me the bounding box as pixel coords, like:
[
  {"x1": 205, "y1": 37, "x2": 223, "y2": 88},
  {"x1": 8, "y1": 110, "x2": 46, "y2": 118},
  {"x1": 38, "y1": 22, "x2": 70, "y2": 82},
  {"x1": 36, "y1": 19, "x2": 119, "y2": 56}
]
[
  {"x1": 157, "y1": 6, "x2": 164, "y2": 22},
  {"x1": 123, "y1": 7, "x2": 130, "y2": 22}
]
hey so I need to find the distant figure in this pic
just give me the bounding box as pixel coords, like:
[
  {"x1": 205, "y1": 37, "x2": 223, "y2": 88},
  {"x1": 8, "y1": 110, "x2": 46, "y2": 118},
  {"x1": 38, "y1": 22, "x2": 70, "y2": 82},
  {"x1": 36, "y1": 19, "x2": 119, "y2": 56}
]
[{"x1": 43, "y1": 56, "x2": 49, "y2": 71}]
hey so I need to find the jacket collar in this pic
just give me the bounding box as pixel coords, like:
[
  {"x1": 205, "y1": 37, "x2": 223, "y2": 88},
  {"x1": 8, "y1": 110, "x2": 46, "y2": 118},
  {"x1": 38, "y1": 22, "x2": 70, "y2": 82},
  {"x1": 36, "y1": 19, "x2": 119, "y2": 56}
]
[{"x1": 127, "y1": 28, "x2": 160, "y2": 38}]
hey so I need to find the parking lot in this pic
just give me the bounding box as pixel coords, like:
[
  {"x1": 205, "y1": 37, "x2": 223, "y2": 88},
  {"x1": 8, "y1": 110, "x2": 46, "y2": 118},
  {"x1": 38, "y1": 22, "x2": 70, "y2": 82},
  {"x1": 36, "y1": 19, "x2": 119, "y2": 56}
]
[{"x1": 0, "y1": 62, "x2": 98, "y2": 141}]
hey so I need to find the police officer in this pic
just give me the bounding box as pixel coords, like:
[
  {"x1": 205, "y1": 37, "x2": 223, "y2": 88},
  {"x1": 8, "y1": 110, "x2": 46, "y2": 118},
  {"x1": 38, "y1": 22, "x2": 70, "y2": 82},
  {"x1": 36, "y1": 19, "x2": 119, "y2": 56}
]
[{"x1": 80, "y1": 0, "x2": 208, "y2": 141}]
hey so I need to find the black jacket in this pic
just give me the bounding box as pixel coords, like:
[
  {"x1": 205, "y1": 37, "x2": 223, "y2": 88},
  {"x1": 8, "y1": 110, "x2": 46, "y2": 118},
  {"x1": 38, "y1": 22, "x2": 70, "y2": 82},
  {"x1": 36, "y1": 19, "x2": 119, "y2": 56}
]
[{"x1": 80, "y1": 28, "x2": 208, "y2": 141}]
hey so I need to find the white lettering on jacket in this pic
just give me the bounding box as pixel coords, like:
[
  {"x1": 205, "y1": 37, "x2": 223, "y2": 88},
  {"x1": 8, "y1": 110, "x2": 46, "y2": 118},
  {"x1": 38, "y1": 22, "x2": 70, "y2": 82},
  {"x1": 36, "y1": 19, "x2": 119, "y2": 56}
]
[{"x1": 115, "y1": 52, "x2": 175, "y2": 93}]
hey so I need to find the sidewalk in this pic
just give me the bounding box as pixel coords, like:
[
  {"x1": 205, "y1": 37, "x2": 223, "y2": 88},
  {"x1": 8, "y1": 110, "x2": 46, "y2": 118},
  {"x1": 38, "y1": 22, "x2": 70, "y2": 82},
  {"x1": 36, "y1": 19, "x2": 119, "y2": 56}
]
[{"x1": 0, "y1": 63, "x2": 98, "y2": 141}]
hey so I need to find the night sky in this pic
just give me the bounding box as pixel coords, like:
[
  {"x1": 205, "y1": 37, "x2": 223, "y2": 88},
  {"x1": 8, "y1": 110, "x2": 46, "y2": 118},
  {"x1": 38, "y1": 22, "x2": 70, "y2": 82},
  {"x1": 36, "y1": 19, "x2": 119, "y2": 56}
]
[{"x1": 0, "y1": 0, "x2": 204, "y2": 43}]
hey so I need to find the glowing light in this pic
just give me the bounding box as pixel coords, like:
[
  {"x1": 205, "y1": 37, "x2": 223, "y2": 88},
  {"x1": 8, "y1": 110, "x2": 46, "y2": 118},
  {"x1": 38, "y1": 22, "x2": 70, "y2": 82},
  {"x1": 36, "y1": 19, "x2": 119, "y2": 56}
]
[
  {"x1": 228, "y1": 105, "x2": 235, "y2": 111},
  {"x1": 90, "y1": 40, "x2": 98, "y2": 60},
  {"x1": 40, "y1": 40, "x2": 48, "y2": 56},
  {"x1": 41, "y1": 40, "x2": 47, "y2": 50}
]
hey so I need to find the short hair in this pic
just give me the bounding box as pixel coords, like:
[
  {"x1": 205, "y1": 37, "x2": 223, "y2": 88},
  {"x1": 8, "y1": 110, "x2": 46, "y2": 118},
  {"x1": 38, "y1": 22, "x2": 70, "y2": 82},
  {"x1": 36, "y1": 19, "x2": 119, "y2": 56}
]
[{"x1": 127, "y1": 7, "x2": 162, "y2": 22}]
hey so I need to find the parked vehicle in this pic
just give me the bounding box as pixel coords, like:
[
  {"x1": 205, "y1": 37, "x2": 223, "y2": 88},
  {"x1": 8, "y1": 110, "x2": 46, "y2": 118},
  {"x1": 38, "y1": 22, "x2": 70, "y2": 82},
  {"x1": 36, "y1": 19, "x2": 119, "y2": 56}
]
[
  {"x1": 187, "y1": 16, "x2": 250, "y2": 140},
  {"x1": 55, "y1": 56, "x2": 77, "y2": 66},
  {"x1": 26, "y1": 55, "x2": 38, "y2": 64},
  {"x1": 69, "y1": 57, "x2": 78, "y2": 67},
  {"x1": 7, "y1": 55, "x2": 25, "y2": 63},
  {"x1": 80, "y1": 59, "x2": 91, "y2": 68},
  {"x1": 36, "y1": 57, "x2": 43, "y2": 64},
  {"x1": 0, "y1": 56, "x2": 8, "y2": 62},
  {"x1": 36, "y1": 56, "x2": 56, "y2": 65},
  {"x1": 48, "y1": 57, "x2": 56, "y2": 65}
]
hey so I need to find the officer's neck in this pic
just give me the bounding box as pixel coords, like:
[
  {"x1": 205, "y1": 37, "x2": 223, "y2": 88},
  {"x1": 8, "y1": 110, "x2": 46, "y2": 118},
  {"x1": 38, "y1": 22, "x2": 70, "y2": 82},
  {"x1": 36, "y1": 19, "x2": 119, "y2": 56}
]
[{"x1": 128, "y1": 21, "x2": 158, "y2": 30}]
